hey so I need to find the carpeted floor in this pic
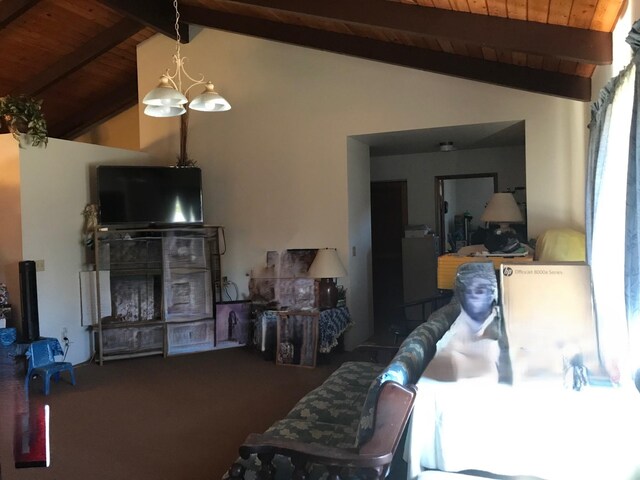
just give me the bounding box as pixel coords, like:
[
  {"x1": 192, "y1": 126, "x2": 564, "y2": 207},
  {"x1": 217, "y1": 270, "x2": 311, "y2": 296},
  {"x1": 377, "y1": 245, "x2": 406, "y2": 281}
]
[{"x1": 0, "y1": 346, "x2": 366, "y2": 480}]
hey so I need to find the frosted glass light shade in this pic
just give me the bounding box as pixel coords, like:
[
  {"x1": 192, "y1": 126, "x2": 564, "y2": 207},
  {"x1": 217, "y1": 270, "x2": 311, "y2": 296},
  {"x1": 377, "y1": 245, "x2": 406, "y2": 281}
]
[
  {"x1": 144, "y1": 104, "x2": 186, "y2": 118},
  {"x1": 143, "y1": 76, "x2": 188, "y2": 107},
  {"x1": 480, "y1": 193, "x2": 524, "y2": 224},
  {"x1": 308, "y1": 248, "x2": 347, "y2": 279},
  {"x1": 189, "y1": 82, "x2": 231, "y2": 112}
]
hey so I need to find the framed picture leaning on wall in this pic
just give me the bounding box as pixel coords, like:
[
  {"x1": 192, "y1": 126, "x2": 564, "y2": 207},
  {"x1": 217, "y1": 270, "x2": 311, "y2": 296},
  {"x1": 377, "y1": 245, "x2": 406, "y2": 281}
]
[
  {"x1": 276, "y1": 311, "x2": 319, "y2": 368},
  {"x1": 215, "y1": 301, "x2": 251, "y2": 349}
]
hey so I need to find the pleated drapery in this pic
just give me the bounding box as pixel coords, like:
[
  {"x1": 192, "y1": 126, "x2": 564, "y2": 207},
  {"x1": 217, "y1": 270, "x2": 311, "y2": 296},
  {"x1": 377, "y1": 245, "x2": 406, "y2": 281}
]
[{"x1": 586, "y1": 19, "x2": 640, "y2": 378}]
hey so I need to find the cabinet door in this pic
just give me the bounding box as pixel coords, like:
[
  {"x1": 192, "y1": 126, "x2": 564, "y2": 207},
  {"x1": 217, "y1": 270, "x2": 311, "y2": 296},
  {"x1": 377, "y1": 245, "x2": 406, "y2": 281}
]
[
  {"x1": 95, "y1": 233, "x2": 163, "y2": 323},
  {"x1": 110, "y1": 274, "x2": 162, "y2": 322},
  {"x1": 162, "y1": 234, "x2": 213, "y2": 321},
  {"x1": 101, "y1": 325, "x2": 164, "y2": 355},
  {"x1": 167, "y1": 320, "x2": 215, "y2": 355}
]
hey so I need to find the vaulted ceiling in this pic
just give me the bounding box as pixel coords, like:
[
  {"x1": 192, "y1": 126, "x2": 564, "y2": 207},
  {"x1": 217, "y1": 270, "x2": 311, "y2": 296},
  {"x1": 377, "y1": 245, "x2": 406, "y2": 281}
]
[{"x1": 0, "y1": 0, "x2": 627, "y2": 140}]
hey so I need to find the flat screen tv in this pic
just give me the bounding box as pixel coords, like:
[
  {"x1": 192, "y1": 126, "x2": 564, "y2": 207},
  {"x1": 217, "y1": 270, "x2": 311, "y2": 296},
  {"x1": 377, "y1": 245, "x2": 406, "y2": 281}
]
[{"x1": 97, "y1": 165, "x2": 204, "y2": 226}]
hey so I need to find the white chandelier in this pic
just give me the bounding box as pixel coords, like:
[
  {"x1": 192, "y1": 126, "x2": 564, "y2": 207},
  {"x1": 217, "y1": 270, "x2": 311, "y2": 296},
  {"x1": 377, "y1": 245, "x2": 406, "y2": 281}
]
[{"x1": 142, "y1": 0, "x2": 230, "y2": 117}]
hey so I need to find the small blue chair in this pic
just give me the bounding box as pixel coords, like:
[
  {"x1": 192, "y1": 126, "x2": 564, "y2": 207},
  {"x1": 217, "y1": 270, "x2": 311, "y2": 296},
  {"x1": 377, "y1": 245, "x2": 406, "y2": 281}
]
[{"x1": 25, "y1": 339, "x2": 76, "y2": 395}]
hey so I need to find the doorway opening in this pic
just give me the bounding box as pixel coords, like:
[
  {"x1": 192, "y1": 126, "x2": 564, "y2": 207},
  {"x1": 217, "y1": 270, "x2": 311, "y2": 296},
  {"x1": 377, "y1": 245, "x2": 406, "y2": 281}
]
[
  {"x1": 370, "y1": 181, "x2": 407, "y2": 341},
  {"x1": 355, "y1": 120, "x2": 526, "y2": 345}
]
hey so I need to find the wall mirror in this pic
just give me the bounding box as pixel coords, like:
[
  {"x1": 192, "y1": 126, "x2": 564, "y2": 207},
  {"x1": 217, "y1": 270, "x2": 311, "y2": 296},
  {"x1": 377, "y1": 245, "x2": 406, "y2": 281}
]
[{"x1": 435, "y1": 173, "x2": 497, "y2": 253}]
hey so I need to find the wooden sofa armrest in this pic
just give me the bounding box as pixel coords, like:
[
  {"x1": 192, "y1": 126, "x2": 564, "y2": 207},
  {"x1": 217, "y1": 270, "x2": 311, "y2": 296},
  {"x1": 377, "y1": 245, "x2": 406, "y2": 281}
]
[
  {"x1": 235, "y1": 382, "x2": 416, "y2": 479},
  {"x1": 360, "y1": 381, "x2": 416, "y2": 459}
]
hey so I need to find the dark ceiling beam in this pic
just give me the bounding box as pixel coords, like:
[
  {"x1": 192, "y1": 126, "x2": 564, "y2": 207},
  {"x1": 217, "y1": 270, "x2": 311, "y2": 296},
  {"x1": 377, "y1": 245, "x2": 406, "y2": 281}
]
[
  {"x1": 12, "y1": 18, "x2": 143, "y2": 97},
  {"x1": 180, "y1": 5, "x2": 591, "y2": 101},
  {"x1": 50, "y1": 79, "x2": 138, "y2": 139},
  {"x1": 221, "y1": 0, "x2": 611, "y2": 65},
  {"x1": 0, "y1": 0, "x2": 39, "y2": 29},
  {"x1": 99, "y1": 0, "x2": 189, "y2": 42}
]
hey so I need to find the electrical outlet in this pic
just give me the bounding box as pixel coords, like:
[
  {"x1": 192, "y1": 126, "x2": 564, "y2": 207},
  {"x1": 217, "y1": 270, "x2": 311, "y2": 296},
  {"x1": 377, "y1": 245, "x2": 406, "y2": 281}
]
[
  {"x1": 35, "y1": 259, "x2": 45, "y2": 271},
  {"x1": 61, "y1": 327, "x2": 68, "y2": 340}
]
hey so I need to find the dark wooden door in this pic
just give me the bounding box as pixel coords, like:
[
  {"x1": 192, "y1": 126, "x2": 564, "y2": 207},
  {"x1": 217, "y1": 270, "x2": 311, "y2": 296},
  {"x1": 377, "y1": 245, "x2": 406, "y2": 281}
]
[{"x1": 371, "y1": 181, "x2": 408, "y2": 336}]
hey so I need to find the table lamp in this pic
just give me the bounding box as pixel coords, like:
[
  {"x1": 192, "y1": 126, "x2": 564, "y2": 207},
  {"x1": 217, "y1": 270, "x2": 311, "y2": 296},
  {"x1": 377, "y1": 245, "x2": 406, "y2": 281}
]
[
  {"x1": 307, "y1": 248, "x2": 347, "y2": 310},
  {"x1": 480, "y1": 192, "x2": 523, "y2": 232}
]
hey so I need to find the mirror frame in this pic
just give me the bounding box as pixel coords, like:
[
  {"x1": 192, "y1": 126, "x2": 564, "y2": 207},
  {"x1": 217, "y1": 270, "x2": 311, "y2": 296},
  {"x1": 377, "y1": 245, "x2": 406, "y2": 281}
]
[{"x1": 434, "y1": 173, "x2": 498, "y2": 254}]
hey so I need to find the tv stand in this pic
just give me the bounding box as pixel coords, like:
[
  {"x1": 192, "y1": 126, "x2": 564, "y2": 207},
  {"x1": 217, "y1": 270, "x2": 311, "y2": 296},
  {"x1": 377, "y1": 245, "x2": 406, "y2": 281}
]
[{"x1": 91, "y1": 225, "x2": 224, "y2": 364}]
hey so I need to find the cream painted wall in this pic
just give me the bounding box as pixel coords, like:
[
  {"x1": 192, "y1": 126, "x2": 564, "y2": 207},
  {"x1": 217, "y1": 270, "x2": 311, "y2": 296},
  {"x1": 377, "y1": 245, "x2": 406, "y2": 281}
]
[
  {"x1": 0, "y1": 135, "x2": 151, "y2": 364},
  {"x1": 136, "y1": 29, "x2": 589, "y2": 348},
  {"x1": 347, "y1": 138, "x2": 375, "y2": 345},
  {"x1": 0, "y1": 136, "x2": 24, "y2": 314},
  {"x1": 73, "y1": 105, "x2": 140, "y2": 151}
]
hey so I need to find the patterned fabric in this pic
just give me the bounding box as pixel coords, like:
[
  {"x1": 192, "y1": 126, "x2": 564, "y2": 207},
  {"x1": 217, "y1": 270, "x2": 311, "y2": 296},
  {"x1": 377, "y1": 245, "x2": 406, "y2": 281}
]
[
  {"x1": 286, "y1": 362, "x2": 383, "y2": 429},
  {"x1": 0, "y1": 328, "x2": 16, "y2": 346},
  {"x1": 355, "y1": 301, "x2": 459, "y2": 446},
  {"x1": 255, "y1": 307, "x2": 353, "y2": 354},
  {"x1": 320, "y1": 360, "x2": 383, "y2": 389},
  {"x1": 264, "y1": 418, "x2": 357, "y2": 449},
  {"x1": 24, "y1": 337, "x2": 64, "y2": 357},
  {"x1": 318, "y1": 307, "x2": 353, "y2": 353},
  {"x1": 223, "y1": 454, "x2": 331, "y2": 480},
  {"x1": 454, "y1": 261, "x2": 498, "y2": 305}
]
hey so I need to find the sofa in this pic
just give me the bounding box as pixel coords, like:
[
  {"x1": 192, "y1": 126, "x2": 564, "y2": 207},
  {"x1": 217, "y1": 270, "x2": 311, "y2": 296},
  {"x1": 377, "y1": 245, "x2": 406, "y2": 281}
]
[
  {"x1": 225, "y1": 262, "x2": 502, "y2": 480},
  {"x1": 224, "y1": 307, "x2": 466, "y2": 479}
]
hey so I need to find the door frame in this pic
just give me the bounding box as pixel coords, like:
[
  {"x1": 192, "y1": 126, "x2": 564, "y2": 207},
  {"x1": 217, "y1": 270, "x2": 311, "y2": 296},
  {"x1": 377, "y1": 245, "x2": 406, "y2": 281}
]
[{"x1": 434, "y1": 173, "x2": 498, "y2": 254}]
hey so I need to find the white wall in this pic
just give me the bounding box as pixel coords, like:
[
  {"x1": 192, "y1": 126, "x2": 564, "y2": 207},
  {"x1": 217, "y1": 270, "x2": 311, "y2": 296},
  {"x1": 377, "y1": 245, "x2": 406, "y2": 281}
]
[
  {"x1": 0, "y1": 135, "x2": 151, "y2": 364},
  {"x1": 453, "y1": 177, "x2": 495, "y2": 232},
  {"x1": 136, "y1": 29, "x2": 589, "y2": 348}
]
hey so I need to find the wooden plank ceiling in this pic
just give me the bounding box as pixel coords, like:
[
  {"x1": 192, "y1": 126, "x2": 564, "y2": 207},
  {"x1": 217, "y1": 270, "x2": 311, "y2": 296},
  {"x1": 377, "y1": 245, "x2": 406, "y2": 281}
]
[{"x1": 0, "y1": 0, "x2": 627, "y2": 140}]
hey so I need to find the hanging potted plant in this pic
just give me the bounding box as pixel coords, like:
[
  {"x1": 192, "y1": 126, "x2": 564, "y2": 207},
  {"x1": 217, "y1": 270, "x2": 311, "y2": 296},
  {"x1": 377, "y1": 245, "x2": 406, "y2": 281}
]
[{"x1": 0, "y1": 94, "x2": 48, "y2": 147}]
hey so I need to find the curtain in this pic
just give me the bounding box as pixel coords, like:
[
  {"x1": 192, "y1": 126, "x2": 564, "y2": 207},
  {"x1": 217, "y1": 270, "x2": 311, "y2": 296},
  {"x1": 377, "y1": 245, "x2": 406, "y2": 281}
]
[
  {"x1": 586, "y1": 20, "x2": 640, "y2": 378},
  {"x1": 624, "y1": 23, "x2": 640, "y2": 371}
]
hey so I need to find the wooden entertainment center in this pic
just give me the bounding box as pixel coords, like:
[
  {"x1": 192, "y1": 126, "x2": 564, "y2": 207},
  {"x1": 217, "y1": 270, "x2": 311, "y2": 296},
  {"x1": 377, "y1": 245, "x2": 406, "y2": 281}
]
[{"x1": 91, "y1": 225, "x2": 223, "y2": 365}]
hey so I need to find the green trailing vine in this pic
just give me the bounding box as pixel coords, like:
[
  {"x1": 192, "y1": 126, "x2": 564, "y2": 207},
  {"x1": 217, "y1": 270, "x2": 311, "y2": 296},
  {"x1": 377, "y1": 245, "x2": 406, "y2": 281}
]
[{"x1": 0, "y1": 94, "x2": 48, "y2": 147}]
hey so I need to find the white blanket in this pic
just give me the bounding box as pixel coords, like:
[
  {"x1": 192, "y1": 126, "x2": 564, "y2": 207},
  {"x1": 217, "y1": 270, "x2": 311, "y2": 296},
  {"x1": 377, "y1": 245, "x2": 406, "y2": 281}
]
[{"x1": 404, "y1": 377, "x2": 640, "y2": 480}]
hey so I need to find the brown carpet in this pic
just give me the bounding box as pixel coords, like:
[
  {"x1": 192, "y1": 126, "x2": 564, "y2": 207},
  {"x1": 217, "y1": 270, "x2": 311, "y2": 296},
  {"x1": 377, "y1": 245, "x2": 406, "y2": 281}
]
[{"x1": 1, "y1": 346, "x2": 361, "y2": 480}]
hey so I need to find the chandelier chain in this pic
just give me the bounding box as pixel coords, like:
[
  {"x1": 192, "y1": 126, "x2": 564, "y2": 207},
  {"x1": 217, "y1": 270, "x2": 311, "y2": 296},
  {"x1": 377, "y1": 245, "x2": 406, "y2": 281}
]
[
  {"x1": 174, "y1": 0, "x2": 181, "y2": 54},
  {"x1": 164, "y1": 0, "x2": 206, "y2": 97},
  {"x1": 142, "y1": 0, "x2": 230, "y2": 120}
]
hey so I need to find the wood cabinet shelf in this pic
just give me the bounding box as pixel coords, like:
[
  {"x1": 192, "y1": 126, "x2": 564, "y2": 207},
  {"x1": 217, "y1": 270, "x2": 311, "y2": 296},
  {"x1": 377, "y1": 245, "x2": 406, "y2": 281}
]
[
  {"x1": 91, "y1": 225, "x2": 224, "y2": 364},
  {"x1": 107, "y1": 268, "x2": 163, "y2": 276},
  {"x1": 100, "y1": 319, "x2": 165, "y2": 328}
]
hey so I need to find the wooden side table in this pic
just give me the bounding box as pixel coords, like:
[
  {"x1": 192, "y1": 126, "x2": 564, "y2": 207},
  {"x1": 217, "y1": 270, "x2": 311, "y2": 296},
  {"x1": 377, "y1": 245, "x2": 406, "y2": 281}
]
[
  {"x1": 275, "y1": 311, "x2": 319, "y2": 368},
  {"x1": 437, "y1": 254, "x2": 533, "y2": 290}
]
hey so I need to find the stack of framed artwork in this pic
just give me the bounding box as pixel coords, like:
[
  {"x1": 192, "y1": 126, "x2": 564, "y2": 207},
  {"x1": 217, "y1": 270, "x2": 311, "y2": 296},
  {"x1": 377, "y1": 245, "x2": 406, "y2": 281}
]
[{"x1": 275, "y1": 311, "x2": 319, "y2": 368}]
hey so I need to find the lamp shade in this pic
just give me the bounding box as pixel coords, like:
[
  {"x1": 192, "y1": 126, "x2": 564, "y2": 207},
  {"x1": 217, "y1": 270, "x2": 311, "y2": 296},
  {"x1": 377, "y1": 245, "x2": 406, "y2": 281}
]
[
  {"x1": 142, "y1": 76, "x2": 188, "y2": 107},
  {"x1": 189, "y1": 82, "x2": 231, "y2": 112},
  {"x1": 307, "y1": 248, "x2": 347, "y2": 279},
  {"x1": 143, "y1": 104, "x2": 186, "y2": 118},
  {"x1": 480, "y1": 193, "x2": 523, "y2": 224}
]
